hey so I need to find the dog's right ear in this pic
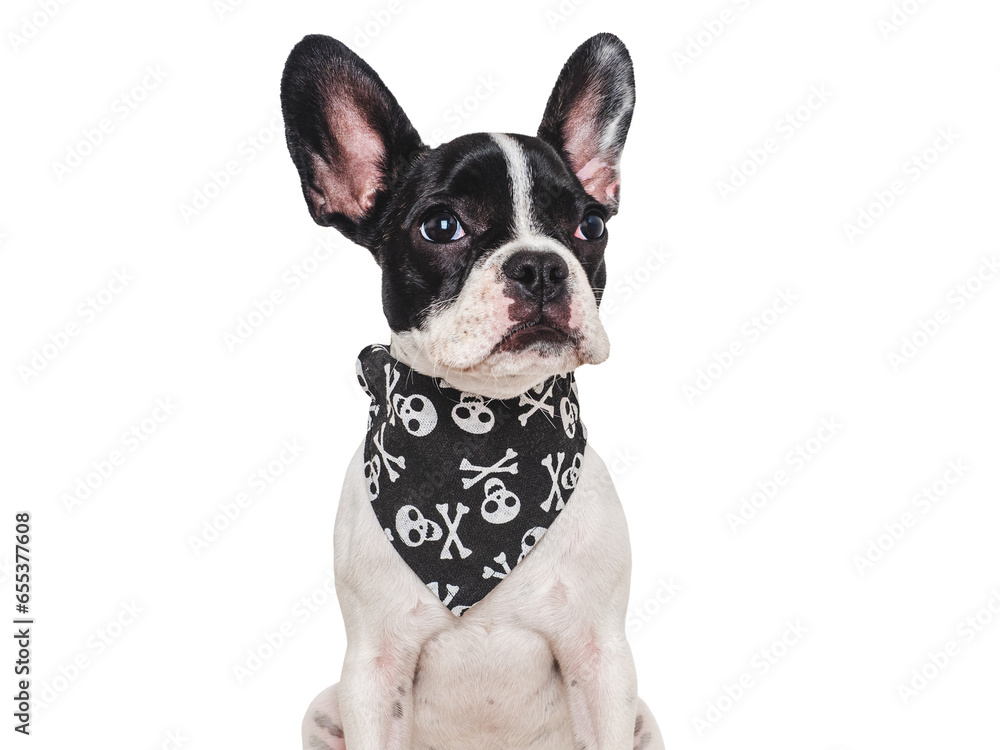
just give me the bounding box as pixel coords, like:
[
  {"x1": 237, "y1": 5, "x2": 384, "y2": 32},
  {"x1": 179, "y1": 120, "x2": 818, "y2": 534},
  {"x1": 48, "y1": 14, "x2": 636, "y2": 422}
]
[{"x1": 280, "y1": 35, "x2": 424, "y2": 248}]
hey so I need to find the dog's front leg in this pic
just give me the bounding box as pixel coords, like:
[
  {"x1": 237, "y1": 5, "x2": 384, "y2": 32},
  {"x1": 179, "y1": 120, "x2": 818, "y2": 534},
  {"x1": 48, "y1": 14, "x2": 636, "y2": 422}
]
[
  {"x1": 338, "y1": 637, "x2": 420, "y2": 750},
  {"x1": 552, "y1": 624, "x2": 638, "y2": 750},
  {"x1": 332, "y1": 445, "x2": 444, "y2": 750}
]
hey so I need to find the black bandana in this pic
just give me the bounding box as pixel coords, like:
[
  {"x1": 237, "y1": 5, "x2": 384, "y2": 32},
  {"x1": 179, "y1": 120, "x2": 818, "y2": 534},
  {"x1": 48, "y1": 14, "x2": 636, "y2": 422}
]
[{"x1": 356, "y1": 344, "x2": 587, "y2": 616}]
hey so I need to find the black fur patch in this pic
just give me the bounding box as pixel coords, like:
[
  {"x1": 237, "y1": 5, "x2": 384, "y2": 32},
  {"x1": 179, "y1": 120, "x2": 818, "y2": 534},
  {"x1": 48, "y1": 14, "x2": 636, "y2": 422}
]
[{"x1": 313, "y1": 712, "x2": 344, "y2": 739}]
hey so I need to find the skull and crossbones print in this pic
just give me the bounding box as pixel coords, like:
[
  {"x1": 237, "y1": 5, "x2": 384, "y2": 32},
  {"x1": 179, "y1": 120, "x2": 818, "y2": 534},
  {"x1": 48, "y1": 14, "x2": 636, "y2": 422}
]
[{"x1": 357, "y1": 345, "x2": 588, "y2": 615}]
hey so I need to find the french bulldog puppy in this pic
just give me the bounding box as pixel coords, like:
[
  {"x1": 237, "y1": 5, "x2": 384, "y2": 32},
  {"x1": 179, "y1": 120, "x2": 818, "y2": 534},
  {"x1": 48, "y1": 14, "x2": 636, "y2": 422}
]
[{"x1": 281, "y1": 31, "x2": 663, "y2": 750}]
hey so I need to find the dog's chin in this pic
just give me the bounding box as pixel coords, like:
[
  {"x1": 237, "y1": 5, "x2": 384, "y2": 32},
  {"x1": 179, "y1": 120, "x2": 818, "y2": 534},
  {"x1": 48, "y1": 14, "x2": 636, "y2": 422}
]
[
  {"x1": 444, "y1": 348, "x2": 577, "y2": 400},
  {"x1": 390, "y1": 325, "x2": 609, "y2": 400}
]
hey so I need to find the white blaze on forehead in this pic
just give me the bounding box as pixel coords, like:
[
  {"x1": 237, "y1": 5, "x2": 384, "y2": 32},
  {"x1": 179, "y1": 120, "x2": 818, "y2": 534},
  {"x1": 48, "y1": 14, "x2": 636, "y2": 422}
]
[{"x1": 490, "y1": 133, "x2": 536, "y2": 237}]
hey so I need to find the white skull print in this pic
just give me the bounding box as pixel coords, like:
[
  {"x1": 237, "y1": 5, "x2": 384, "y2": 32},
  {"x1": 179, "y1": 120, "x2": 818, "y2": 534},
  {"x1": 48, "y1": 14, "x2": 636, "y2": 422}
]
[
  {"x1": 561, "y1": 452, "x2": 583, "y2": 489},
  {"x1": 452, "y1": 393, "x2": 495, "y2": 434},
  {"x1": 481, "y1": 478, "x2": 521, "y2": 524},
  {"x1": 559, "y1": 395, "x2": 579, "y2": 438},
  {"x1": 393, "y1": 393, "x2": 438, "y2": 437},
  {"x1": 395, "y1": 505, "x2": 444, "y2": 547},
  {"x1": 517, "y1": 526, "x2": 548, "y2": 563},
  {"x1": 364, "y1": 455, "x2": 382, "y2": 500}
]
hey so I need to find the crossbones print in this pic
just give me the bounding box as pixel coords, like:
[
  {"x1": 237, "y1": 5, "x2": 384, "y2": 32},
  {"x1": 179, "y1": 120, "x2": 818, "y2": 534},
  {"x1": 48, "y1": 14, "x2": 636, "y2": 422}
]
[
  {"x1": 384, "y1": 363, "x2": 400, "y2": 425},
  {"x1": 373, "y1": 422, "x2": 405, "y2": 481},
  {"x1": 436, "y1": 502, "x2": 473, "y2": 560},
  {"x1": 427, "y1": 581, "x2": 460, "y2": 606},
  {"x1": 482, "y1": 552, "x2": 512, "y2": 580},
  {"x1": 540, "y1": 451, "x2": 566, "y2": 512},
  {"x1": 518, "y1": 380, "x2": 555, "y2": 426},
  {"x1": 459, "y1": 448, "x2": 519, "y2": 489}
]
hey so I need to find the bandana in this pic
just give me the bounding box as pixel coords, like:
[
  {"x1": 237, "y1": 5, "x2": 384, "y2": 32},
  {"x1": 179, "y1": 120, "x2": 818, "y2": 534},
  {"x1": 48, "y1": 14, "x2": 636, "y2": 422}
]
[{"x1": 356, "y1": 344, "x2": 587, "y2": 616}]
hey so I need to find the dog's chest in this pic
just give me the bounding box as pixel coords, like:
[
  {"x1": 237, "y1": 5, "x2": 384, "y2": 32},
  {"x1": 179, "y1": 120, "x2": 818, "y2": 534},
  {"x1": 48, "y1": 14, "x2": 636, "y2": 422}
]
[
  {"x1": 399, "y1": 497, "x2": 601, "y2": 750},
  {"x1": 409, "y1": 620, "x2": 574, "y2": 749}
]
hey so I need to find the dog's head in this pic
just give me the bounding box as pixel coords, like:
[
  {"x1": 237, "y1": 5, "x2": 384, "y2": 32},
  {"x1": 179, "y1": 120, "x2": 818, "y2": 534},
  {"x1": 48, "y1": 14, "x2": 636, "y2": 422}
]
[{"x1": 281, "y1": 33, "x2": 634, "y2": 398}]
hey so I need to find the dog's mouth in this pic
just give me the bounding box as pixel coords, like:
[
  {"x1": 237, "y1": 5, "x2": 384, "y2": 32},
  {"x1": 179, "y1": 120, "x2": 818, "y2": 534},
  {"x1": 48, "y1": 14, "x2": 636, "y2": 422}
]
[{"x1": 491, "y1": 319, "x2": 576, "y2": 355}]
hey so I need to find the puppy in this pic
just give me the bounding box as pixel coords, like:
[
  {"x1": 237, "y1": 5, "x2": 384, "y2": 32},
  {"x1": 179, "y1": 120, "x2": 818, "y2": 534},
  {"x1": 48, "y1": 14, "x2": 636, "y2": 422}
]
[{"x1": 281, "y1": 32, "x2": 663, "y2": 750}]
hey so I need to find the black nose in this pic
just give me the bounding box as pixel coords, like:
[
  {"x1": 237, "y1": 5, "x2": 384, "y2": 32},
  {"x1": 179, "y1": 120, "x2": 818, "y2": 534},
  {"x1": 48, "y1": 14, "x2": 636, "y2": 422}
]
[{"x1": 501, "y1": 251, "x2": 569, "y2": 305}]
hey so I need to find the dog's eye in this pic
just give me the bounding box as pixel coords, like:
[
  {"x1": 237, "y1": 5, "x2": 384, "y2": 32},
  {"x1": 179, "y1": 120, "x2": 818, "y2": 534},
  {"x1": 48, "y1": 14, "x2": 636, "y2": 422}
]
[
  {"x1": 419, "y1": 212, "x2": 466, "y2": 243},
  {"x1": 575, "y1": 213, "x2": 605, "y2": 240}
]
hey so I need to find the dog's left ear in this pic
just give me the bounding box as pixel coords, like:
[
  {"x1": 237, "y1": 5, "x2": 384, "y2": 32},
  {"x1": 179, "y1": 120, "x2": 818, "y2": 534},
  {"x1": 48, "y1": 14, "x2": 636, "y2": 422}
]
[{"x1": 537, "y1": 33, "x2": 635, "y2": 215}]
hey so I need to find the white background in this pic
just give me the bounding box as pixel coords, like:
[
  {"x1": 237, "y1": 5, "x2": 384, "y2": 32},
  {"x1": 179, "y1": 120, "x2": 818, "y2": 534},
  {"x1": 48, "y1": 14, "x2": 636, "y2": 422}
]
[{"x1": 2, "y1": 0, "x2": 999, "y2": 747}]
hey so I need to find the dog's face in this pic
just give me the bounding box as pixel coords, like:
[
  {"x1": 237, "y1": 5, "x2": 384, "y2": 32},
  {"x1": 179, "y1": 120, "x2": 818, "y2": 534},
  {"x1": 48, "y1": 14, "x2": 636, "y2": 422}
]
[{"x1": 281, "y1": 34, "x2": 634, "y2": 398}]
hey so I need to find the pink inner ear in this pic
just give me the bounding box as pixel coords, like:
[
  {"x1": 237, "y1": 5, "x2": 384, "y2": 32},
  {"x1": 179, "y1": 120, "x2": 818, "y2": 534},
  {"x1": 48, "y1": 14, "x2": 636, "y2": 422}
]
[
  {"x1": 565, "y1": 93, "x2": 619, "y2": 206},
  {"x1": 564, "y1": 93, "x2": 600, "y2": 174},
  {"x1": 312, "y1": 93, "x2": 385, "y2": 221},
  {"x1": 573, "y1": 155, "x2": 619, "y2": 207}
]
